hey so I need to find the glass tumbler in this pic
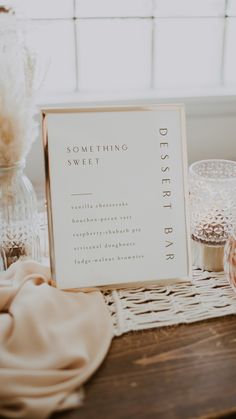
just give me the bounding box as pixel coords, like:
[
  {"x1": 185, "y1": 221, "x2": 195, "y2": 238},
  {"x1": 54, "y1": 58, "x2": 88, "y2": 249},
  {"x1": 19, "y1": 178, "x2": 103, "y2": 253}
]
[{"x1": 189, "y1": 159, "x2": 236, "y2": 271}]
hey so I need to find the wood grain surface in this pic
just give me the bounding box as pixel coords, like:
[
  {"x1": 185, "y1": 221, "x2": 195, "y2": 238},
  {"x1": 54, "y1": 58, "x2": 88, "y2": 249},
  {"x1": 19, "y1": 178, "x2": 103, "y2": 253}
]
[{"x1": 52, "y1": 315, "x2": 236, "y2": 419}]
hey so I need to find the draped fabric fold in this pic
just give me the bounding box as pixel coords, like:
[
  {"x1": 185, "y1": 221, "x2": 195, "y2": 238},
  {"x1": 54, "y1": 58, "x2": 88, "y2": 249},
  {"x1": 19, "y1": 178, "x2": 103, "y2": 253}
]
[{"x1": 0, "y1": 261, "x2": 113, "y2": 419}]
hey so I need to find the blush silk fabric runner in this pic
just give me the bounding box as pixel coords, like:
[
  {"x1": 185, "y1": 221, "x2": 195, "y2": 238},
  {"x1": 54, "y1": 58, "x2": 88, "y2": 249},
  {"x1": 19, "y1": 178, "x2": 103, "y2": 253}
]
[{"x1": 0, "y1": 261, "x2": 113, "y2": 419}]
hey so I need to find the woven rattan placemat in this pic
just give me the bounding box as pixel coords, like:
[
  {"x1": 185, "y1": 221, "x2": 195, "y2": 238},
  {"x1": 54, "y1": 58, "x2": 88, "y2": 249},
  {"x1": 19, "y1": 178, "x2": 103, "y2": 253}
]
[{"x1": 103, "y1": 269, "x2": 236, "y2": 335}]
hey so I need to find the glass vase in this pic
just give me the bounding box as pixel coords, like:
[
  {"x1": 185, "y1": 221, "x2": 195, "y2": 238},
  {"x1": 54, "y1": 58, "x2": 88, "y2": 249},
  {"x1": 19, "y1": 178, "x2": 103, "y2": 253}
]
[{"x1": 0, "y1": 161, "x2": 41, "y2": 270}]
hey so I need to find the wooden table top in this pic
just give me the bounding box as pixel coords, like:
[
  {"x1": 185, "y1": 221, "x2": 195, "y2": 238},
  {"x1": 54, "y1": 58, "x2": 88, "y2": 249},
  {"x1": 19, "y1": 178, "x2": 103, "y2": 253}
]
[{"x1": 52, "y1": 314, "x2": 236, "y2": 419}]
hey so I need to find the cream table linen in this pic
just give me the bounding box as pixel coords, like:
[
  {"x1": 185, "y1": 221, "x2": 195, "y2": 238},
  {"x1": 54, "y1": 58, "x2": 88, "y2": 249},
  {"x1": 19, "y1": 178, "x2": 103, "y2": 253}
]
[{"x1": 0, "y1": 260, "x2": 113, "y2": 419}]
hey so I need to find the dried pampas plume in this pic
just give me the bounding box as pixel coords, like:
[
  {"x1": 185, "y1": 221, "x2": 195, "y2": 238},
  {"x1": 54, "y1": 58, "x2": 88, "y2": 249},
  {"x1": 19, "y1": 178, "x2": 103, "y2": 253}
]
[{"x1": 0, "y1": 7, "x2": 38, "y2": 167}]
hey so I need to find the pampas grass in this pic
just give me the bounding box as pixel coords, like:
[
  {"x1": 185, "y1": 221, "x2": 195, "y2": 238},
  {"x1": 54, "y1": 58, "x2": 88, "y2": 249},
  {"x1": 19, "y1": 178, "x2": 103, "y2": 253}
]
[{"x1": 0, "y1": 8, "x2": 38, "y2": 167}]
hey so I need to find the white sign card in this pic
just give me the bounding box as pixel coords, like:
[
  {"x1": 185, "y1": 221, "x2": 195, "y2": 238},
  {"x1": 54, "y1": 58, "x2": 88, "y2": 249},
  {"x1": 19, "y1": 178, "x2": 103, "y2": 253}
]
[{"x1": 42, "y1": 105, "x2": 191, "y2": 289}]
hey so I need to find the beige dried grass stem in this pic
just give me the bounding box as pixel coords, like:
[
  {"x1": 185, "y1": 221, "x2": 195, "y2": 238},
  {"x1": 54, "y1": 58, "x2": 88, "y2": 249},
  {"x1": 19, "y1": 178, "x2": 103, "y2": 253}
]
[{"x1": 0, "y1": 8, "x2": 38, "y2": 168}]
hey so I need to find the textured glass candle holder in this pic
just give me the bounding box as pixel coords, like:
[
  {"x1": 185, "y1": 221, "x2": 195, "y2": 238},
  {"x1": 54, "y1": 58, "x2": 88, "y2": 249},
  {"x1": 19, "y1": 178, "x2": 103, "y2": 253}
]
[{"x1": 189, "y1": 159, "x2": 236, "y2": 271}]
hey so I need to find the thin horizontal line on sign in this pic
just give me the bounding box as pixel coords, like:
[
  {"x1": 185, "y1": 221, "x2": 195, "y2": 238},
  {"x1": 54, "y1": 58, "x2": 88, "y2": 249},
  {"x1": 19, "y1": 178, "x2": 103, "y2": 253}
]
[{"x1": 71, "y1": 193, "x2": 93, "y2": 196}]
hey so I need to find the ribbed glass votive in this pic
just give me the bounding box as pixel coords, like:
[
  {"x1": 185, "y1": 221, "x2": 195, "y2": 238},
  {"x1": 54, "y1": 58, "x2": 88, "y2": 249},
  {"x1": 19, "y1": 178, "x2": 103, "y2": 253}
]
[{"x1": 189, "y1": 159, "x2": 236, "y2": 271}]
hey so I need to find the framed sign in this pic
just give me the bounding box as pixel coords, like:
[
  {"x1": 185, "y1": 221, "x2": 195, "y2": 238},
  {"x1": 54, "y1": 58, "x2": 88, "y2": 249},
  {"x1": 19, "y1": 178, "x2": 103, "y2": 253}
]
[{"x1": 42, "y1": 105, "x2": 191, "y2": 289}]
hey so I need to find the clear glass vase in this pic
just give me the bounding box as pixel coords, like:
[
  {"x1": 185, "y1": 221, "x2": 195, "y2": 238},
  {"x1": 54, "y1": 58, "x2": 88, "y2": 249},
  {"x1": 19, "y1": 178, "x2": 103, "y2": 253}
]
[{"x1": 0, "y1": 161, "x2": 41, "y2": 270}]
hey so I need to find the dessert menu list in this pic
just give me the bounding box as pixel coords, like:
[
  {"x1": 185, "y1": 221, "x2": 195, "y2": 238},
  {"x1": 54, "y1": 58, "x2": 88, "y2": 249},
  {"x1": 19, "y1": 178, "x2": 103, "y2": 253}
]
[{"x1": 44, "y1": 106, "x2": 190, "y2": 288}]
